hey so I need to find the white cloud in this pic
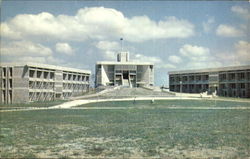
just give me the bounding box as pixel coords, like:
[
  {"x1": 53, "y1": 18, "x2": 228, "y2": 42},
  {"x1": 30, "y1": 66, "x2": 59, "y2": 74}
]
[
  {"x1": 202, "y1": 17, "x2": 215, "y2": 33},
  {"x1": 1, "y1": 7, "x2": 195, "y2": 42},
  {"x1": 216, "y1": 41, "x2": 250, "y2": 66},
  {"x1": 231, "y1": 5, "x2": 250, "y2": 20},
  {"x1": 47, "y1": 56, "x2": 65, "y2": 65},
  {"x1": 95, "y1": 41, "x2": 120, "y2": 60},
  {"x1": 216, "y1": 24, "x2": 244, "y2": 37},
  {"x1": 124, "y1": 16, "x2": 195, "y2": 42},
  {"x1": 180, "y1": 44, "x2": 210, "y2": 56},
  {"x1": 158, "y1": 63, "x2": 176, "y2": 69},
  {"x1": 131, "y1": 52, "x2": 177, "y2": 69},
  {"x1": 132, "y1": 53, "x2": 162, "y2": 64},
  {"x1": 0, "y1": 40, "x2": 69, "y2": 66},
  {"x1": 168, "y1": 55, "x2": 182, "y2": 64},
  {"x1": 234, "y1": 40, "x2": 250, "y2": 63},
  {"x1": 103, "y1": 51, "x2": 117, "y2": 61},
  {"x1": 1, "y1": 23, "x2": 22, "y2": 39},
  {"x1": 185, "y1": 61, "x2": 222, "y2": 69},
  {"x1": 179, "y1": 44, "x2": 222, "y2": 69},
  {"x1": 95, "y1": 40, "x2": 170, "y2": 68},
  {"x1": 55, "y1": 42, "x2": 74, "y2": 55},
  {"x1": 1, "y1": 40, "x2": 52, "y2": 56},
  {"x1": 96, "y1": 41, "x2": 120, "y2": 50},
  {"x1": 14, "y1": 56, "x2": 47, "y2": 63}
]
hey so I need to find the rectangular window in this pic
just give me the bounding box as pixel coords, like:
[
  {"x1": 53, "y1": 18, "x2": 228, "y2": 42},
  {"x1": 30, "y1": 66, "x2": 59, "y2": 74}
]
[
  {"x1": 3, "y1": 68, "x2": 6, "y2": 77},
  {"x1": 29, "y1": 70, "x2": 35, "y2": 78},
  {"x1": 3, "y1": 79, "x2": 6, "y2": 88},
  {"x1": 170, "y1": 77, "x2": 174, "y2": 82},
  {"x1": 29, "y1": 92, "x2": 33, "y2": 101},
  {"x1": 108, "y1": 65, "x2": 114, "y2": 72},
  {"x1": 232, "y1": 83, "x2": 236, "y2": 89},
  {"x1": 2, "y1": 90, "x2": 6, "y2": 103},
  {"x1": 68, "y1": 74, "x2": 72, "y2": 80},
  {"x1": 9, "y1": 79, "x2": 12, "y2": 88},
  {"x1": 50, "y1": 72, "x2": 54, "y2": 79},
  {"x1": 29, "y1": 81, "x2": 34, "y2": 88},
  {"x1": 195, "y1": 76, "x2": 201, "y2": 81},
  {"x1": 44, "y1": 72, "x2": 49, "y2": 79},
  {"x1": 189, "y1": 76, "x2": 194, "y2": 81},
  {"x1": 182, "y1": 76, "x2": 188, "y2": 82},
  {"x1": 229, "y1": 73, "x2": 235, "y2": 80},
  {"x1": 63, "y1": 73, "x2": 67, "y2": 80},
  {"x1": 37, "y1": 71, "x2": 42, "y2": 78},
  {"x1": 9, "y1": 90, "x2": 12, "y2": 104},
  {"x1": 240, "y1": 83, "x2": 245, "y2": 89},
  {"x1": 9, "y1": 68, "x2": 13, "y2": 77}
]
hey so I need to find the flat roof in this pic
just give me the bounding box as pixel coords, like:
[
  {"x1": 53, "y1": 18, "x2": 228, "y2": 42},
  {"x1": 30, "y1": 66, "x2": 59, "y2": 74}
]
[
  {"x1": 168, "y1": 65, "x2": 250, "y2": 75},
  {"x1": 96, "y1": 61, "x2": 154, "y2": 65},
  {"x1": 0, "y1": 62, "x2": 91, "y2": 74}
]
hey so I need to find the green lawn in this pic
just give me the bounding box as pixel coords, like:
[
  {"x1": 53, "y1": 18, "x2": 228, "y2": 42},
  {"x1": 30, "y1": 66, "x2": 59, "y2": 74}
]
[
  {"x1": 0, "y1": 100, "x2": 249, "y2": 158},
  {"x1": 0, "y1": 100, "x2": 67, "y2": 110},
  {"x1": 81, "y1": 99, "x2": 250, "y2": 108}
]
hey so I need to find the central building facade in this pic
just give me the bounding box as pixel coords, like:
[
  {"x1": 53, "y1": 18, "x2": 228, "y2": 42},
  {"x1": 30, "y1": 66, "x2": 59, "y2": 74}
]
[{"x1": 95, "y1": 52, "x2": 154, "y2": 87}]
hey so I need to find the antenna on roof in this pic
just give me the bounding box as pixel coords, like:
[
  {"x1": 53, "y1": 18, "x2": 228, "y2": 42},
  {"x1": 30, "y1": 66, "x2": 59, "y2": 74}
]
[{"x1": 120, "y1": 37, "x2": 123, "y2": 52}]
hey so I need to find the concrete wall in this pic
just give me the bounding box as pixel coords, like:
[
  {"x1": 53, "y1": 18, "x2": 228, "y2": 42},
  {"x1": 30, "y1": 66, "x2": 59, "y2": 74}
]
[
  {"x1": 55, "y1": 70, "x2": 63, "y2": 99},
  {"x1": 12, "y1": 66, "x2": 29, "y2": 103}
]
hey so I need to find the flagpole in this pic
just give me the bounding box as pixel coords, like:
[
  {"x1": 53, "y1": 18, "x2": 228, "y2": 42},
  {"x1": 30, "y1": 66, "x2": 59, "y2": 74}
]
[{"x1": 120, "y1": 38, "x2": 123, "y2": 52}]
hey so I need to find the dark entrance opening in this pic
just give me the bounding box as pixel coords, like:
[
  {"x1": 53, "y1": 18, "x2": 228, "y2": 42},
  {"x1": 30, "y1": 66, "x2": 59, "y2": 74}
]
[{"x1": 123, "y1": 71, "x2": 129, "y2": 79}]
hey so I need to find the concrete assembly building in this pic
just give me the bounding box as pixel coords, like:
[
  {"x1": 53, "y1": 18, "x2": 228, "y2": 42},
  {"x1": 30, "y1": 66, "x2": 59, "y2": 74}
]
[
  {"x1": 95, "y1": 52, "x2": 154, "y2": 88},
  {"x1": 0, "y1": 63, "x2": 91, "y2": 104},
  {"x1": 168, "y1": 65, "x2": 250, "y2": 98}
]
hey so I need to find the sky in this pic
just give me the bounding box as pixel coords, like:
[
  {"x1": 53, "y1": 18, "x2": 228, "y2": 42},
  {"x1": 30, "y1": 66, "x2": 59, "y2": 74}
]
[{"x1": 1, "y1": 1, "x2": 249, "y2": 86}]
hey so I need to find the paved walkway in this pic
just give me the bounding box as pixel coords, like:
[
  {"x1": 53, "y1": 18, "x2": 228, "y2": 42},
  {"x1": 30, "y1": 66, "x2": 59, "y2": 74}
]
[{"x1": 50, "y1": 96, "x2": 201, "y2": 109}]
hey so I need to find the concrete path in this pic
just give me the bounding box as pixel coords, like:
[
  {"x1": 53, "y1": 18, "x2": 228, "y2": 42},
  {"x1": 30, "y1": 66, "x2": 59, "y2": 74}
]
[{"x1": 50, "y1": 96, "x2": 202, "y2": 109}]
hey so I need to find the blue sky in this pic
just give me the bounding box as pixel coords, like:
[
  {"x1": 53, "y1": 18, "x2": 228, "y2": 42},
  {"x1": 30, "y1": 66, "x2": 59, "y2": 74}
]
[{"x1": 1, "y1": 1, "x2": 249, "y2": 86}]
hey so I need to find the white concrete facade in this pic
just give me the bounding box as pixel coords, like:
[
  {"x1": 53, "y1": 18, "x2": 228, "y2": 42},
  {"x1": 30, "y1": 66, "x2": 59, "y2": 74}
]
[
  {"x1": 0, "y1": 63, "x2": 91, "y2": 104},
  {"x1": 95, "y1": 52, "x2": 154, "y2": 87}
]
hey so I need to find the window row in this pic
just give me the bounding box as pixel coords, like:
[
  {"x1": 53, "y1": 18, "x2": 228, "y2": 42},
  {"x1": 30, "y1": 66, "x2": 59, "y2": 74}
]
[
  {"x1": 219, "y1": 72, "x2": 250, "y2": 81},
  {"x1": 219, "y1": 83, "x2": 247, "y2": 89},
  {"x1": 29, "y1": 70, "x2": 55, "y2": 79},
  {"x1": 170, "y1": 75, "x2": 209, "y2": 82},
  {"x1": 63, "y1": 73, "x2": 89, "y2": 81},
  {"x1": 29, "y1": 81, "x2": 54, "y2": 89},
  {"x1": 2, "y1": 90, "x2": 12, "y2": 103},
  {"x1": 29, "y1": 92, "x2": 54, "y2": 102},
  {"x1": 1, "y1": 67, "x2": 13, "y2": 77},
  {"x1": 1, "y1": 79, "x2": 12, "y2": 88},
  {"x1": 62, "y1": 83, "x2": 88, "y2": 90}
]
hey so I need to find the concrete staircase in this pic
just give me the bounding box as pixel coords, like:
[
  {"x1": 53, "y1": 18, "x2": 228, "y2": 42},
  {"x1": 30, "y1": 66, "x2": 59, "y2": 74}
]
[{"x1": 122, "y1": 79, "x2": 130, "y2": 88}]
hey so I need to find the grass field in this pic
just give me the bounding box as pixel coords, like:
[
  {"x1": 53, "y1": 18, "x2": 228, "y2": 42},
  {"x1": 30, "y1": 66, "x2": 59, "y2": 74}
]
[
  {"x1": 0, "y1": 100, "x2": 67, "y2": 111},
  {"x1": 0, "y1": 99, "x2": 249, "y2": 158}
]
